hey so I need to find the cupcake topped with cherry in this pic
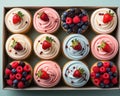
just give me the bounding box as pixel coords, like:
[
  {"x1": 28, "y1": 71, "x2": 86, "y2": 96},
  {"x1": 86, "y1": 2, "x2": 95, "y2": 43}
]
[
  {"x1": 4, "y1": 61, "x2": 33, "y2": 88},
  {"x1": 61, "y1": 8, "x2": 89, "y2": 34},
  {"x1": 91, "y1": 61, "x2": 118, "y2": 88}
]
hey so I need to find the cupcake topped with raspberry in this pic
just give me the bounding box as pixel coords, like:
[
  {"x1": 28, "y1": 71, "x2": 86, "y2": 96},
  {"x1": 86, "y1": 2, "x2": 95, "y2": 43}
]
[
  {"x1": 61, "y1": 8, "x2": 89, "y2": 34},
  {"x1": 4, "y1": 61, "x2": 33, "y2": 88},
  {"x1": 91, "y1": 61, "x2": 118, "y2": 88}
]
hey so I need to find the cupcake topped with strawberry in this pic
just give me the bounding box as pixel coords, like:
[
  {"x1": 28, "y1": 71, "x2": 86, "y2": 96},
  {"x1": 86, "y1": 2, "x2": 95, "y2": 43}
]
[
  {"x1": 63, "y1": 34, "x2": 90, "y2": 60},
  {"x1": 91, "y1": 8, "x2": 117, "y2": 34},
  {"x1": 33, "y1": 34, "x2": 60, "y2": 59},
  {"x1": 91, "y1": 61, "x2": 118, "y2": 88},
  {"x1": 4, "y1": 61, "x2": 33, "y2": 88},
  {"x1": 61, "y1": 8, "x2": 89, "y2": 34},
  {"x1": 63, "y1": 61, "x2": 90, "y2": 87}
]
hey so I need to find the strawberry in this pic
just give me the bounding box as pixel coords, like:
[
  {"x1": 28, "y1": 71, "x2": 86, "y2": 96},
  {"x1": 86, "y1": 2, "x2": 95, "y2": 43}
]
[
  {"x1": 24, "y1": 65, "x2": 31, "y2": 72},
  {"x1": 103, "y1": 10, "x2": 114, "y2": 23},
  {"x1": 71, "y1": 39, "x2": 82, "y2": 51},
  {"x1": 42, "y1": 36, "x2": 54, "y2": 50},
  {"x1": 11, "y1": 40, "x2": 23, "y2": 51},
  {"x1": 5, "y1": 68, "x2": 11, "y2": 75},
  {"x1": 39, "y1": 12, "x2": 49, "y2": 21},
  {"x1": 73, "y1": 16, "x2": 80, "y2": 24},
  {"x1": 11, "y1": 61, "x2": 19, "y2": 68},
  {"x1": 17, "y1": 81, "x2": 24, "y2": 88},
  {"x1": 66, "y1": 17, "x2": 73, "y2": 24},
  {"x1": 98, "y1": 41, "x2": 111, "y2": 53},
  {"x1": 13, "y1": 11, "x2": 24, "y2": 24},
  {"x1": 73, "y1": 68, "x2": 84, "y2": 78},
  {"x1": 37, "y1": 70, "x2": 49, "y2": 80},
  {"x1": 81, "y1": 16, "x2": 88, "y2": 22}
]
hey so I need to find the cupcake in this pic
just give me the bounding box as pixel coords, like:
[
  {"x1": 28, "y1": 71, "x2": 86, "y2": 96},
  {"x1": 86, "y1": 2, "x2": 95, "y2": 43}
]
[
  {"x1": 63, "y1": 34, "x2": 90, "y2": 60},
  {"x1": 63, "y1": 61, "x2": 90, "y2": 87},
  {"x1": 61, "y1": 8, "x2": 89, "y2": 34},
  {"x1": 33, "y1": 34, "x2": 60, "y2": 59},
  {"x1": 33, "y1": 8, "x2": 60, "y2": 34},
  {"x1": 5, "y1": 8, "x2": 32, "y2": 34},
  {"x1": 91, "y1": 61, "x2": 118, "y2": 88},
  {"x1": 4, "y1": 61, "x2": 33, "y2": 88},
  {"x1": 5, "y1": 34, "x2": 32, "y2": 60},
  {"x1": 91, "y1": 8, "x2": 117, "y2": 34},
  {"x1": 33, "y1": 61, "x2": 61, "y2": 87},
  {"x1": 91, "y1": 34, "x2": 118, "y2": 60}
]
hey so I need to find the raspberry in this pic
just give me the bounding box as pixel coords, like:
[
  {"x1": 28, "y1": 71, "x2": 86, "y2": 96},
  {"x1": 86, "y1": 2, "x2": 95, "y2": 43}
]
[
  {"x1": 103, "y1": 73, "x2": 110, "y2": 79},
  {"x1": 66, "y1": 17, "x2": 73, "y2": 24},
  {"x1": 24, "y1": 65, "x2": 31, "y2": 72},
  {"x1": 93, "y1": 79, "x2": 100, "y2": 86},
  {"x1": 10, "y1": 74, "x2": 16, "y2": 80},
  {"x1": 17, "y1": 81, "x2": 24, "y2": 88},
  {"x1": 73, "y1": 16, "x2": 80, "y2": 24},
  {"x1": 112, "y1": 78, "x2": 118, "y2": 84},
  {"x1": 5, "y1": 68, "x2": 11, "y2": 75},
  {"x1": 92, "y1": 66, "x2": 100, "y2": 73},
  {"x1": 15, "y1": 73, "x2": 22, "y2": 80},
  {"x1": 16, "y1": 66, "x2": 23, "y2": 73},
  {"x1": 111, "y1": 65, "x2": 117, "y2": 72},
  {"x1": 91, "y1": 72, "x2": 96, "y2": 79},
  {"x1": 26, "y1": 74, "x2": 32, "y2": 80},
  {"x1": 103, "y1": 62, "x2": 110, "y2": 68},
  {"x1": 103, "y1": 79, "x2": 110, "y2": 85},
  {"x1": 100, "y1": 67, "x2": 106, "y2": 73},
  {"x1": 7, "y1": 79, "x2": 13, "y2": 86},
  {"x1": 11, "y1": 61, "x2": 19, "y2": 68},
  {"x1": 81, "y1": 16, "x2": 88, "y2": 22}
]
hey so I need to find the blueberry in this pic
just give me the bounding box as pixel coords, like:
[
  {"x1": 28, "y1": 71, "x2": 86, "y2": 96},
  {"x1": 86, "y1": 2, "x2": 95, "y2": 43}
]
[
  {"x1": 70, "y1": 8, "x2": 75, "y2": 12},
  {"x1": 12, "y1": 68, "x2": 17, "y2": 74},
  {"x1": 81, "y1": 25, "x2": 87, "y2": 30},
  {"x1": 110, "y1": 61, "x2": 114, "y2": 67},
  {"x1": 106, "y1": 68, "x2": 111, "y2": 72},
  {"x1": 96, "y1": 73, "x2": 100, "y2": 78},
  {"x1": 22, "y1": 71, "x2": 27, "y2": 77},
  {"x1": 110, "y1": 76, "x2": 113, "y2": 80},
  {"x1": 62, "y1": 23, "x2": 69, "y2": 29},
  {"x1": 4, "y1": 75, "x2": 9, "y2": 79},
  {"x1": 77, "y1": 21, "x2": 83, "y2": 27},
  {"x1": 21, "y1": 78, "x2": 26, "y2": 82},
  {"x1": 12, "y1": 83, "x2": 17, "y2": 88},
  {"x1": 13, "y1": 79, "x2": 18, "y2": 84},
  {"x1": 75, "y1": 8, "x2": 81, "y2": 15},
  {"x1": 113, "y1": 72, "x2": 117, "y2": 77},
  {"x1": 105, "y1": 85, "x2": 110, "y2": 88},
  {"x1": 82, "y1": 10, "x2": 87, "y2": 16},
  {"x1": 19, "y1": 61, "x2": 25, "y2": 67},
  {"x1": 79, "y1": 13, "x2": 84, "y2": 17},
  {"x1": 67, "y1": 28, "x2": 72, "y2": 33},
  {"x1": 78, "y1": 28, "x2": 83, "y2": 33},
  {"x1": 85, "y1": 22, "x2": 89, "y2": 26},
  {"x1": 97, "y1": 62, "x2": 103, "y2": 67},
  {"x1": 69, "y1": 24, "x2": 74, "y2": 28},
  {"x1": 108, "y1": 72, "x2": 113, "y2": 76},
  {"x1": 109, "y1": 83, "x2": 114, "y2": 87},
  {"x1": 63, "y1": 12, "x2": 68, "y2": 17},
  {"x1": 24, "y1": 81, "x2": 30, "y2": 87},
  {"x1": 73, "y1": 25, "x2": 78, "y2": 32},
  {"x1": 61, "y1": 16, "x2": 66, "y2": 22},
  {"x1": 100, "y1": 83, "x2": 105, "y2": 88},
  {"x1": 7, "y1": 64, "x2": 12, "y2": 70}
]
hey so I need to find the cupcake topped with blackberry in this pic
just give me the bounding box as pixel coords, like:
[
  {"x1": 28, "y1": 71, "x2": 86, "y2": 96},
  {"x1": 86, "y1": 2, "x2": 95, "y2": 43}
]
[
  {"x1": 61, "y1": 8, "x2": 89, "y2": 34},
  {"x1": 4, "y1": 61, "x2": 33, "y2": 88}
]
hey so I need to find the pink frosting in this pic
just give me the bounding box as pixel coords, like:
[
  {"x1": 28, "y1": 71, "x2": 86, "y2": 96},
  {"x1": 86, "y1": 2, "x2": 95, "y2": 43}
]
[
  {"x1": 91, "y1": 34, "x2": 118, "y2": 60},
  {"x1": 34, "y1": 61, "x2": 61, "y2": 87},
  {"x1": 33, "y1": 8, "x2": 60, "y2": 33}
]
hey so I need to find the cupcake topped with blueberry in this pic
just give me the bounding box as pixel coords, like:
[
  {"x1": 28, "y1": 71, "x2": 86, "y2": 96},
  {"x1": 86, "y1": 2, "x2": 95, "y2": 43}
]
[
  {"x1": 4, "y1": 61, "x2": 33, "y2": 88},
  {"x1": 91, "y1": 61, "x2": 118, "y2": 88},
  {"x1": 61, "y1": 8, "x2": 89, "y2": 34}
]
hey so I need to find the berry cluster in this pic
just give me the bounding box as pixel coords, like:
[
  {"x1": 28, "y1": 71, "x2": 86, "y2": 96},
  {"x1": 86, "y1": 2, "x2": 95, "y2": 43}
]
[
  {"x1": 4, "y1": 61, "x2": 32, "y2": 88},
  {"x1": 61, "y1": 8, "x2": 89, "y2": 34},
  {"x1": 91, "y1": 61, "x2": 118, "y2": 88}
]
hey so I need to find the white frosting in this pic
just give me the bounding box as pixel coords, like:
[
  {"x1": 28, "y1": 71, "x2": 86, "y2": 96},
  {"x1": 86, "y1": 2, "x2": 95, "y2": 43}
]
[
  {"x1": 91, "y1": 8, "x2": 117, "y2": 34},
  {"x1": 5, "y1": 34, "x2": 32, "y2": 60},
  {"x1": 63, "y1": 61, "x2": 90, "y2": 87},
  {"x1": 63, "y1": 34, "x2": 90, "y2": 60},
  {"x1": 33, "y1": 34, "x2": 60, "y2": 59},
  {"x1": 5, "y1": 8, "x2": 32, "y2": 33}
]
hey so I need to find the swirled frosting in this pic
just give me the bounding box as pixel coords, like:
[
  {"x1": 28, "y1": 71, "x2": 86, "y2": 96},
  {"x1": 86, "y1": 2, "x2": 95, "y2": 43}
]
[
  {"x1": 33, "y1": 34, "x2": 60, "y2": 59},
  {"x1": 63, "y1": 61, "x2": 90, "y2": 87},
  {"x1": 91, "y1": 34, "x2": 118, "y2": 60},
  {"x1": 63, "y1": 34, "x2": 90, "y2": 60},
  {"x1": 5, "y1": 8, "x2": 32, "y2": 33},
  {"x1": 5, "y1": 34, "x2": 32, "y2": 60},
  {"x1": 34, "y1": 61, "x2": 61, "y2": 87},
  {"x1": 91, "y1": 8, "x2": 117, "y2": 34},
  {"x1": 33, "y1": 8, "x2": 60, "y2": 33}
]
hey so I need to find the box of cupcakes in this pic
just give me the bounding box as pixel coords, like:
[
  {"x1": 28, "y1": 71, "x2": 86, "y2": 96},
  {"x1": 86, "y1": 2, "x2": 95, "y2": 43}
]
[{"x1": 2, "y1": 6, "x2": 120, "y2": 90}]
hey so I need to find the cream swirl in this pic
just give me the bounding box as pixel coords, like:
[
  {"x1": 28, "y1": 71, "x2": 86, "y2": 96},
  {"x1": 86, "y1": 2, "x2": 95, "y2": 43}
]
[
  {"x1": 33, "y1": 8, "x2": 60, "y2": 33},
  {"x1": 63, "y1": 61, "x2": 90, "y2": 87},
  {"x1": 5, "y1": 8, "x2": 32, "y2": 33},
  {"x1": 63, "y1": 34, "x2": 90, "y2": 60},
  {"x1": 91, "y1": 8, "x2": 117, "y2": 34},
  {"x1": 34, "y1": 34, "x2": 60, "y2": 59},
  {"x1": 5, "y1": 34, "x2": 32, "y2": 60},
  {"x1": 34, "y1": 61, "x2": 61, "y2": 87},
  {"x1": 91, "y1": 34, "x2": 118, "y2": 60}
]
